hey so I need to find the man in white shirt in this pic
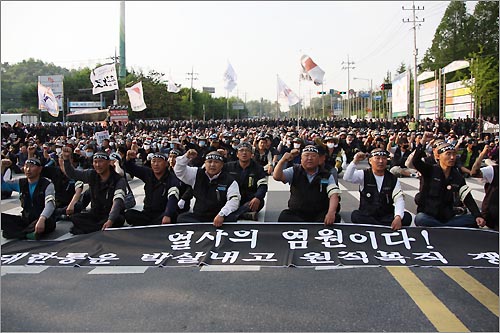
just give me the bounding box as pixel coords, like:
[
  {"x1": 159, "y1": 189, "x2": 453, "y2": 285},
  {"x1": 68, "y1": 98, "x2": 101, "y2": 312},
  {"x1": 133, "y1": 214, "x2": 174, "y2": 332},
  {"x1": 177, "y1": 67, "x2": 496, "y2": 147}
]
[
  {"x1": 343, "y1": 148, "x2": 412, "y2": 230},
  {"x1": 174, "y1": 150, "x2": 240, "y2": 227}
]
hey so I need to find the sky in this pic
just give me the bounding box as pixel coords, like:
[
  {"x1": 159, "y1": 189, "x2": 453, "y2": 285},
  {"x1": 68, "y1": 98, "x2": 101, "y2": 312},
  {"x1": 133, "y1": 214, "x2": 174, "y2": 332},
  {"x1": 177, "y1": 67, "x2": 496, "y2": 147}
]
[{"x1": 1, "y1": 1, "x2": 478, "y2": 104}]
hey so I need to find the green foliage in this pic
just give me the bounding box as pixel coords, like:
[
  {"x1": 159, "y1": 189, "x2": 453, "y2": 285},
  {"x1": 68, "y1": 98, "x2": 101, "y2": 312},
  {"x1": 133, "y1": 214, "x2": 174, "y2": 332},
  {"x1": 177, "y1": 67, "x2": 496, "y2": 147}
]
[
  {"x1": 461, "y1": 46, "x2": 499, "y2": 117},
  {"x1": 1, "y1": 58, "x2": 69, "y2": 113},
  {"x1": 421, "y1": 1, "x2": 472, "y2": 71},
  {"x1": 396, "y1": 62, "x2": 407, "y2": 75},
  {"x1": 470, "y1": 1, "x2": 499, "y2": 58}
]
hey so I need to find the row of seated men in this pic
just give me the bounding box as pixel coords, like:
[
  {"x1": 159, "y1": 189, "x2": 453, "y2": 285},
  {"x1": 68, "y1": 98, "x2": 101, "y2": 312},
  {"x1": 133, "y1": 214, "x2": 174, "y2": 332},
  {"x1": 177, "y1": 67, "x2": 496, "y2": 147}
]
[{"x1": 1, "y1": 130, "x2": 497, "y2": 240}]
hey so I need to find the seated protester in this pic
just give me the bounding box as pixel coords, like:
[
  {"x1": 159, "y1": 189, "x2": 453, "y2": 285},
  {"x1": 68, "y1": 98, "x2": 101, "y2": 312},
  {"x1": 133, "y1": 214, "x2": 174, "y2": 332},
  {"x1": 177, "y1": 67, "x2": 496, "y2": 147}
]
[
  {"x1": 343, "y1": 149, "x2": 412, "y2": 230},
  {"x1": 123, "y1": 150, "x2": 180, "y2": 226},
  {"x1": 253, "y1": 135, "x2": 279, "y2": 175},
  {"x1": 168, "y1": 149, "x2": 193, "y2": 214},
  {"x1": 225, "y1": 137, "x2": 240, "y2": 163},
  {"x1": 407, "y1": 138, "x2": 467, "y2": 215},
  {"x1": 174, "y1": 150, "x2": 240, "y2": 227},
  {"x1": 28, "y1": 146, "x2": 84, "y2": 221},
  {"x1": 470, "y1": 144, "x2": 499, "y2": 230},
  {"x1": 80, "y1": 144, "x2": 96, "y2": 169},
  {"x1": 341, "y1": 132, "x2": 363, "y2": 164},
  {"x1": 1, "y1": 155, "x2": 13, "y2": 199},
  {"x1": 284, "y1": 137, "x2": 305, "y2": 169},
  {"x1": 273, "y1": 145, "x2": 341, "y2": 225},
  {"x1": 323, "y1": 136, "x2": 344, "y2": 175},
  {"x1": 1, "y1": 158, "x2": 56, "y2": 239},
  {"x1": 225, "y1": 142, "x2": 268, "y2": 221},
  {"x1": 110, "y1": 151, "x2": 126, "y2": 177},
  {"x1": 411, "y1": 132, "x2": 485, "y2": 228},
  {"x1": 486, "y1": 139, "x2": 499, "y2": 165},
  {"x1": 61, "y1": 148, "x2": 127, "y2": 234},
  {"x1": 458, "y1": 139, "x2": 480, "y2": 177},
  {"x1": 186, "y1": 135, "x2": 211, "y2": 168},
  {"x1": 389, "y1": 138, "x2": 417, "y2": 178}
]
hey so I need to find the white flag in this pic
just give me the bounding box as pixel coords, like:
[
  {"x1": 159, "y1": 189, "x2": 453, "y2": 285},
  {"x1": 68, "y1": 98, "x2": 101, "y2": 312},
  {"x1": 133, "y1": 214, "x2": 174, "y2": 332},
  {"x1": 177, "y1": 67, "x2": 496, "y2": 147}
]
[
  {"x1": 38, "y1": 82, "x2": 59, "y2": 117},
  {"x1": 223, "y1": 61, "x2": 237, "y2": 92},
  {"x1": 300, "y1": 54, "x2": 325, "y2": 86},
  {"x1": 167, "y1": 73, "x2": 181, "y2": 93},
  {"x1": 90, "y1": 63, "x2": 119, "y2": 94},
  {"x1": 125, "y1": 81, "x2": 147, "y2": 112},
  {"x1": 277, "y1": 76, "x2": 300, "y2": 112}
]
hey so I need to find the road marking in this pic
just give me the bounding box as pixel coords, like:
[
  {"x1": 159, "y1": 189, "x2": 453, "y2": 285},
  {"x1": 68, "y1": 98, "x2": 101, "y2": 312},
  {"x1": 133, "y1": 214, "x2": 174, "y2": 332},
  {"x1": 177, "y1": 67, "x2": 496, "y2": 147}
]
[
  {"x1": 440, "y1": 267, "x2": 499, "y2": 317},
  {"x1": 387, "y1": 266, "x2": 469, "y2": 332},
  {"x1": 88, "y1": 266, "x2": 148, "y2": 274},
  {"x1": 200, "y1": 265, "x2": 261, "y2": 272},
  {"x1": 1, "y1": 265, "x2": 48, "y2": 276}
]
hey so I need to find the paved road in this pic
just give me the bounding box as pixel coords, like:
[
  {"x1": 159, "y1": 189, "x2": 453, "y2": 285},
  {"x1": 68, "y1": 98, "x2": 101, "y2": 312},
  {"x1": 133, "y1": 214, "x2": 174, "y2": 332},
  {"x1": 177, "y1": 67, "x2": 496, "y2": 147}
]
[{"x1": 1, "y1": 164, "x2": 498, "y2": 332}]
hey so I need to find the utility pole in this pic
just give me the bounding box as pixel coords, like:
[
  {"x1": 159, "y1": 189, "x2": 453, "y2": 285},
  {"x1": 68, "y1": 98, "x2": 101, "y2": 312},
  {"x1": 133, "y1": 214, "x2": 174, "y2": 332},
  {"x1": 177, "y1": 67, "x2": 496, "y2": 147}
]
[
  {"x1": 403, "y1": 1, "x2": 424, "y2": 120},
  {"x1": 186, "y1": 67, "x2": 199, "y2": 103},
  {"x1": 186, "y1": 67, "x2": 198, "y2": 120},
  {"x1": 341, "y1": 55, "x2": 355, "y2": 118},
  {"x1": 119, "y1": 1, "x2": 126, "y2": 80}
]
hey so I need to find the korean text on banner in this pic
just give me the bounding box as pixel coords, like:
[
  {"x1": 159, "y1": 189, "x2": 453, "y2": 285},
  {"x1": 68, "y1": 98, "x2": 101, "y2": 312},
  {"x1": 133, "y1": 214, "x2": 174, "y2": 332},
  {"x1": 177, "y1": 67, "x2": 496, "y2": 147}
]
[{"x1": 90, "y1": 64, "x2": 119, "y2": 95}]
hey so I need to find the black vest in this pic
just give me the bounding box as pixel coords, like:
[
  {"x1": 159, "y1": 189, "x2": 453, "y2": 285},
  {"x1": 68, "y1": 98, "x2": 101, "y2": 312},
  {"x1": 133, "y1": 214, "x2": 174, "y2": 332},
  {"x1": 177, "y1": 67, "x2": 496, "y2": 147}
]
[
  {"x1": 417, "y1": 165, "x2": 464, "y2": 221},
  {"x1": 225, "y1": 160, "x2": 263, "y2": 203},
  {"x1": 143, "y1": 170, "x2": 176, "y2": 213},
  {"x1": 192, "y1": 169, "x2": 235, "y2": 219},
  {"x1": 359, "y1": 169, "x2": 397, "y2": 218},
  {"x1": 88, "y1": 169, "x2": 123, "y2": 217},
  {"x1": 19, "y1": 177, "x2": 51, "y2": 222},
  {"x1": 482, "y1": 165, "x2": 499, "y2": 228},
  {"x1": 288, "y1": 165, "x2": 331, "y2": 215}
]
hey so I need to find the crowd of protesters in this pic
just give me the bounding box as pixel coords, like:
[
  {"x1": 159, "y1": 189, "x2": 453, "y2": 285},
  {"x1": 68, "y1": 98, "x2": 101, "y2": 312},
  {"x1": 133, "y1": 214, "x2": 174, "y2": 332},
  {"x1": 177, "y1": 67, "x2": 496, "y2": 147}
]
[{"x1": 1, "y1": 115, "x2": 498, "y2": 239}]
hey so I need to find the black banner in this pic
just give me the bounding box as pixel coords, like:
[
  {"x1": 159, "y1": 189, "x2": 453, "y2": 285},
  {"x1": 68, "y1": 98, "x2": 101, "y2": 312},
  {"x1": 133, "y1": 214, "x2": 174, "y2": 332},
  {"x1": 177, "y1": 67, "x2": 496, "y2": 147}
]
[{"x1": 1, "y1": 223, "x2": 498, "y2": 268}]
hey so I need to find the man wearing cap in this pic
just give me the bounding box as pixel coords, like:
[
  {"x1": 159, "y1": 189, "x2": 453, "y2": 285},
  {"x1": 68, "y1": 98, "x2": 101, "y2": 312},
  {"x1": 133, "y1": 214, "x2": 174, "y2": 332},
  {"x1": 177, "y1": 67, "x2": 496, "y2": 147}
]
[
  {"x1": 225, "y1": 142, "x2": 268, "y2": 221},
  {"x1": 61, "y1": 147, "x2": 127, "y2": 234},
  {"x1": 174, "y1": 150, "x2": 240, "y2": 227},
  {"x1": 1, "y1": 157, "x2": 57, "y2": 239},
  {"x1": 123, "y1": 150, "x2": 181, "y2": 226},
  {"x1": 274, "y1": 145, "x2": 341, "y2": 225},
  {"x1": 411, "y1": 132, "x2": 486, "y2": 228},
  {"x1": 344, "y1": 149, "x2": 412, "y2": 230}
]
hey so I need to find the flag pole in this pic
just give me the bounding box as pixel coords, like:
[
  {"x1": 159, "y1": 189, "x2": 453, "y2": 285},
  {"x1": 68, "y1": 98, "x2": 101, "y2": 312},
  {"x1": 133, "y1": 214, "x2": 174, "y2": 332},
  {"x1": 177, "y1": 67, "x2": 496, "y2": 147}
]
[
  {"x1": 276, "y1": 74, "x2": 279, "y2": 120},
  {"x1": 298, "y1": 74, "x2": 301, "y2": 128},
  {"x1": 226, "y1": 90, "x2": 229, "y2": 120}
]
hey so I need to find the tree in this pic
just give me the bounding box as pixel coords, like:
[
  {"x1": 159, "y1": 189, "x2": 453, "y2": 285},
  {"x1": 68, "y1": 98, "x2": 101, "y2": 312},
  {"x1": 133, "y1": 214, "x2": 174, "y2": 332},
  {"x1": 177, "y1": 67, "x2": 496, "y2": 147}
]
[
  {"x1": 462, "y1": 46, "x2": 499, "y2": 119},
  {"x1": 396, "y1": 62, "x2": 407, "y2": 75},
  {"x1": 1, "y1": 58, "x2": 69, "y2": 113},
  {"x1": 470, "y1": 1, "x2": 499, "y2": 58},
  {"x1": 421, "y1": 1, "x2": 472, "y2": 71}
]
